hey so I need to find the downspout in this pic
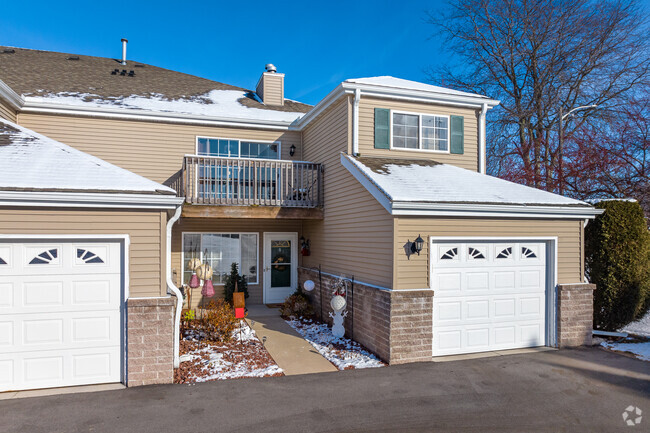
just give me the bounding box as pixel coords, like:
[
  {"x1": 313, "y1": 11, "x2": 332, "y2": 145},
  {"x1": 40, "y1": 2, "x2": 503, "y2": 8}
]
[
  {"x1": 478, "y1": 103, "x2": 488, "y2": 174},
  {"x1": 166, "y1": 205, "x2": 183, "y2": 368},
  {"x1": 352, "y1": 88, "x2": 361, "y2": 156},
  {"x1": 583, "y1": 219, "x2": 590, "y2": 284}
]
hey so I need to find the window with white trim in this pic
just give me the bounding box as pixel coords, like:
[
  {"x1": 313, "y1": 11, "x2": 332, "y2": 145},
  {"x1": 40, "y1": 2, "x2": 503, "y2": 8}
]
[
  {"x1": 392, "y1": 112, "x2": 449, "y2": 152},
  {"x1": 183, "y1": 233, "x2": 258, "y2": 285},
  {"x1": 197, "y1": 137, "x2": 280, "y2": 160}
]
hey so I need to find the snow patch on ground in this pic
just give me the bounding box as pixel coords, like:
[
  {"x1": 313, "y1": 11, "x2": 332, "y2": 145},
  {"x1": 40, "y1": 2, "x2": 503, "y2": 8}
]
[
  {"x1": 620, "y1": 310, "x2": 650, "y2": 337},
  {"x1": 25, "y1": 90, "x2": 305, "y2": 123},
  {"x1": 285, "y1": 317, "x2": 384, "y2": 370},
  {"x1": 176, "y1": 322, "x2": 283, "y2": 383},
  {"x1": 601, "y1": 340, "x2": 650, "y2": 361}
]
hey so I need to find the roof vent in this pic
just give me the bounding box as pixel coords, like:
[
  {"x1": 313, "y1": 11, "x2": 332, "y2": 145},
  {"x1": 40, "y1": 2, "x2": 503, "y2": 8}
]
[
  {"x1": 2, "y1": 49, "x2": 15, "y2": 54},
  {"x1": 265, "y1": 63, "x2": 277, "y2": 73},
  {"x1": 66, "y1": 56, "x2": 80, "y2": 61},
  {"x1": 120, "y1": 38, "x2": 128, "y2": 66},
  {"x1": 134, "y1": 64, "x2": 145, "y2": 68}
]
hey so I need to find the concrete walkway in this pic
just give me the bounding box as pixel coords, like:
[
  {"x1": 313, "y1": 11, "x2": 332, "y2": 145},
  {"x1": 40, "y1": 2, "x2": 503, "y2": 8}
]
[{"x1": 246, "y1": 305, "x2": 337, "y2": 375}]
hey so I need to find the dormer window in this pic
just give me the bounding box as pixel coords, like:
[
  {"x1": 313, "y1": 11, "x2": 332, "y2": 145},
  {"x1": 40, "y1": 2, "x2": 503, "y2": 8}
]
[{"x1": 391, "y1": 111, "x2": 450, "y2": 152}]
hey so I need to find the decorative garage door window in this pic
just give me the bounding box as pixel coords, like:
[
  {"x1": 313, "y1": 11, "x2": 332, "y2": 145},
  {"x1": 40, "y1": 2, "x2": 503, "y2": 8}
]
[
  {"x1": 440, "y1": 247, "x2": 458, "y2": 260},
  {"x1": 468, "y1": 247, "x2": 486, "y2": 260},
  {"x1": 521, "y1": 247, "x2": 538, "y2": 259},
  {"x1": 496, "y1": 247, "x2": 513, "y2": 259},
  {"x1": 29, "y1": 248, "x2": 58, "y2": 264},
  {"x1": 0, "y1": 257, "x2": 6, "y2": 265},
  {"x1": 183, "y1": 233, "x2": 258, "y2": 285},
  {"x1": 76, "y1": 249, "x2": 105, "y2": 264}
]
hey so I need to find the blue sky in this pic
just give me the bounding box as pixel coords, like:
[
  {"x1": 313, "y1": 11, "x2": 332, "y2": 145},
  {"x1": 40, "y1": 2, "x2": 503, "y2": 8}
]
[{"x1": 0, "y1": 0, "x2": 449, "y2": 104}]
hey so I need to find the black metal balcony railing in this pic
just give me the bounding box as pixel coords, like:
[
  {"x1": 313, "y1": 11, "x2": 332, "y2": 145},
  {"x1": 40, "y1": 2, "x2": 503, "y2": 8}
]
[{"x1": 182, "y1": 155, "x2": 322, "y2": 208}]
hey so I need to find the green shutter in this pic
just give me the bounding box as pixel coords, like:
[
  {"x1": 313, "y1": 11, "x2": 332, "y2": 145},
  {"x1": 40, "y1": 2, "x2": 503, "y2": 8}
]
[
  {"x1": 450, "y1": 115, "x2": 464, "y2": 154},
  {"x1": 374, "y1": 108, "x2": 390, "y2": 149}
]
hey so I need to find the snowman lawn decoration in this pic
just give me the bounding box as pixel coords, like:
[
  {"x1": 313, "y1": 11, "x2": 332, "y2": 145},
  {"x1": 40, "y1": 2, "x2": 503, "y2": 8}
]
[{"x1": 329, "y1": 278, "x2": 348, "y2": 338}]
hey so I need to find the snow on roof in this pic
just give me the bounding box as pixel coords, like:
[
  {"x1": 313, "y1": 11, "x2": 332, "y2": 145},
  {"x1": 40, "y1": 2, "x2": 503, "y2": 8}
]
[
  {"x1": 24, "y1": 89, "x2": 306, "y2": 123},
  {"x1": 0, "y1": 118, "x2": 176, "y2": 195},
  {"x1": 344, "y1": 76, "x2": 491, "y2": 100},
  {"x1": 346, "y1": 156, "x2": 591, "y2": 207}
]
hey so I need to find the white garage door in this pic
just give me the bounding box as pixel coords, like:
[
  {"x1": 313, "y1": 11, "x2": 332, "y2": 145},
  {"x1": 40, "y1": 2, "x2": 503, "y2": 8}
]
[
  {"x1": 0, "y1": 241, "x2": 123, "y2": 392},
  {"x1": 432, "y1": 241, "x2": 548, "y2": 356}
]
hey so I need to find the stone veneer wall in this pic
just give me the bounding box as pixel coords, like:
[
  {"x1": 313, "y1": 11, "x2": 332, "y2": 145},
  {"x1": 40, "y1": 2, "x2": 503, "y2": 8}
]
[
  {"x1": 299, "y1": 268, "x2": 433, "y2": 364},
  {"x1": 127, "y1": 297, "x2": 176, "y2": 386},
  {"x1": 557, "y1": 283, "x2": 595, "y2": 347}
]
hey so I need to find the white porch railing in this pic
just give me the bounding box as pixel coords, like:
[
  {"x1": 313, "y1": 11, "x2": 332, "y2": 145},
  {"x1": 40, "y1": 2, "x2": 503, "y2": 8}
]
[{"x1": 182, "y1": 155, "x2": 322, "y2": 208}]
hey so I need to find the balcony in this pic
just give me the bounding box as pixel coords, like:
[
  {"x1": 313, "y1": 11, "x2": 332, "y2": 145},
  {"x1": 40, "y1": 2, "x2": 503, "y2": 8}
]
[{"x1": 180, "y1": 155, "x2": 323, "y2": 219}]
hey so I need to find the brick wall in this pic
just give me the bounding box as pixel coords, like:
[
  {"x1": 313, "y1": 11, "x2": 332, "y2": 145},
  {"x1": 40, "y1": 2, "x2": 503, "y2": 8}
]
[
  {"x1": 127, "y1": 297, "x2": 176, "y2": 386},
  {"x1": 299, "y1": 268, "x2": 433, "y2": 364},
  {"x1": 557, "y1": 283, "x2": 595, "y2": 347}
]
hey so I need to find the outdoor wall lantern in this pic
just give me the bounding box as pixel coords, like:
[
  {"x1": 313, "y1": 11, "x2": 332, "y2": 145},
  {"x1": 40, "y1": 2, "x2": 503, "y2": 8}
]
[
  {"x1": 411, "y1": 234, "x2": 425, "y2": 256},
  {"x1": 289, "y1": 144, "x2": 296, "y2": 156}
]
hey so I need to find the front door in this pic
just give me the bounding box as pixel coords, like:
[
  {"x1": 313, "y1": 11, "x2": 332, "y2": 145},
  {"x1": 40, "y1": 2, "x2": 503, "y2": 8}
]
[{"x1": 263, "y1": 233, "x2": 298, "y2": 304}]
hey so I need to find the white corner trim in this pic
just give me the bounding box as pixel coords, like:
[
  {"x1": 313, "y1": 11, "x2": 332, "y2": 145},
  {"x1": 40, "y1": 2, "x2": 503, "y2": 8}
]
[
  {"x1": 478, "y1": 103, "x2": 488, "y2": 174},
  {"x1": 0, "y1": 191, "x2": 185, "y2": 210},
  {"x1": 352, "y1": 88, "x2": 361, "y2": 156},
  {"x1": 0, "y1": 79, "x2": 24, "y2": 110}
]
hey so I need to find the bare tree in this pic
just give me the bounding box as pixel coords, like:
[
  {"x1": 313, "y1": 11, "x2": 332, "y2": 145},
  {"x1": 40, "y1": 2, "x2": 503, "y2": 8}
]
[{"x1": 427, "y1": 0, "x2": 649, "y2": 193}]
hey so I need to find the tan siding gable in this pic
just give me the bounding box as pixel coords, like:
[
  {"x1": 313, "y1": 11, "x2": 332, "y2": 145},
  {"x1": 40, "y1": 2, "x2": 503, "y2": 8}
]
[
  {"x1": 0, "y1": 98, "x2": 17, "y2": 122},
  {"x1": 358, "y1": 96, "x2": 479, "y2": 171},
  {"x1": 301, "y1": 96, "x2": 394, "y2": 288},
  {"x1": 0, "y1": 208, "x2": 166, "y2": 298},
  {"x1": 395, "y1": 217, "x2": 584, "y2": 289},
  {"x1": 16, "y1": 113, "x2": 302, "y2": 185}
]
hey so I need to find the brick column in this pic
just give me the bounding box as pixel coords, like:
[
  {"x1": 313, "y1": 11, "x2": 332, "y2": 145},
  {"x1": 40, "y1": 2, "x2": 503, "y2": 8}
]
[
  {"x1": 389, "y1": 290, "x2": 434, "y2": 364},
  {"x1": 127, "y1": 297, "x2": 176, "y2": 386},
  {"x1": 557, "y1": 284, "x2": 595, "y2": 348}
]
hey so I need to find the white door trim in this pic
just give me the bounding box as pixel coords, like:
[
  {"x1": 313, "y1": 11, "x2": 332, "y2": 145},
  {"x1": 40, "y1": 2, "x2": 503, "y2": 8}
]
[
  {"x1": 429, "y1": 236, "x2": 558, "y2": 349},
  {"x1": 0, "y1": 234, "x2": 130, "y2": 386},
  {"x1": 263, "y1": 232, "x2": 298, "y2": 304}
]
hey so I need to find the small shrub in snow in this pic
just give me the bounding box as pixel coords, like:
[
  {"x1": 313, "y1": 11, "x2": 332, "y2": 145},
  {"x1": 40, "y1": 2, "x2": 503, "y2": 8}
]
[
  {"x1": 197, "y1": 300, "x2": 237, "y2": 343},
  {"x1": 279, "y1": 291, "x2": 313, "y2": 319},
  {"x1": 586, "y1": 200, "x2": 650, "y2": 330}
]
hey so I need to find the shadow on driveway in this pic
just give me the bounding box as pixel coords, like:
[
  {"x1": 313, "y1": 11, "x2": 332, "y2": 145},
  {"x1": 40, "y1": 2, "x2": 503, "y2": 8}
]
[{"x1": 1, "y1": 347, "x2": 647, "y2": 433}]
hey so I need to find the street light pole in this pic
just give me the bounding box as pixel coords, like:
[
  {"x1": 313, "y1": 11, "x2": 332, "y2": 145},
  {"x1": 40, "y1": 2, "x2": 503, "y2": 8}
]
[{"x1": 558, "y1": 104, "x2": 598, "y2": 195}]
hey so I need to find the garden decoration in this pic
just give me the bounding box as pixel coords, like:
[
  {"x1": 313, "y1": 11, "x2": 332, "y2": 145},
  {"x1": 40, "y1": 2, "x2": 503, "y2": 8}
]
[
  {"x1": 300, "y1": 236, "x2": 311, "y2": 256},
  {"x1": 329, "y1": 277, "x2": 349, "y2": 338},
  {"x1": 233, "y1": 281, "x2": 245, "y2": 319},
  {"x1": 303, "y1": 280, "x2": 315, "y2": 292},
  {"x1": 202, "y1": 278, "x2": 215, "y2": 297},
  {"x1": 189, "y1": 272, "x2": 200, "y2": 289},
  {"x1": 196, "y1": 263, "x2": 213, "y2": 281}
]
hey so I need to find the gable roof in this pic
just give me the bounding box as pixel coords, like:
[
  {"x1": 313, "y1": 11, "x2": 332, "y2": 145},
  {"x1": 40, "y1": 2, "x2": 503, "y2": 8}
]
[
  {"x1": 0, "y1": 118, "x2": 176, "y2": 196},
  {"x1": 0, "y1": 46, "x2": 311, "y2": 124},
  {"x1": 342, "y1": 155, "x2": 601, "y2": 218},
  {"x1": 344, "y1": 76, "x2": 491, "y2": 100}
]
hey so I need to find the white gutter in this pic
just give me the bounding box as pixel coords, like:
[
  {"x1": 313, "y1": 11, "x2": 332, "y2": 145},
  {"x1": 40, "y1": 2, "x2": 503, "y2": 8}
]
[
  {"x1": 0, "y1": 190, "x2": 184, "y2": 210},
  {"x1": 166, "y1": 205, "x2": 183, "y2": 368},
  {"x1": 352, "y1": 88, "x2": 361, "y2": 155},
  {"x1": 478, "y1": 103, "x2": 488, "y2": 174},
  {"x1": 0, "y1": 79, "x2": 24, "y2": 110},
  {"x1": 20, "y1": 101, "x2": 298, "y2": 131}
]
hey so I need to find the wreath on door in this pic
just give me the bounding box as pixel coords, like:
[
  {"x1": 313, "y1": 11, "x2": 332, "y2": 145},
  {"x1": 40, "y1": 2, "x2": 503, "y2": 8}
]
[{"x1": 272, "y1": 253, "x2": 288, "y2": 271}]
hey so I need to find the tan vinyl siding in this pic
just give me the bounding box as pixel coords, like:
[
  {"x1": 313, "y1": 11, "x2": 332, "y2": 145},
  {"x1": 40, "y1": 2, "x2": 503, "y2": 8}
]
[
  {"x1": 358, "y1": 96, "x2": 479, "y2": 171},
  {"x1": 0, "y1": 98, "x2": 17, "y2": 122},
  {"x1": 394, "y1": 217, "x2": 584, "y2": 290},
  {"x1": 16, "y1": 113, "x2": 302, "y2": 185},
  {"x1": 171, "y1": 218, "x2": 301, "y2": 306},
  {"x1": 301, "y1": 96, "x2": 394, "y2": 288},
  {"x1": 0, "y1": 207, "x2": 167, "y2": 297},
  {"x1": 256, "y1": 73, "x2": 284, "y2": 106}
]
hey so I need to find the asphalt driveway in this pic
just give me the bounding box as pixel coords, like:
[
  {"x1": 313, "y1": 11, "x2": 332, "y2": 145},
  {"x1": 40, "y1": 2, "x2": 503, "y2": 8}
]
[{"x1": 1, "y1": 348, "x2": 648, "y2": 433}]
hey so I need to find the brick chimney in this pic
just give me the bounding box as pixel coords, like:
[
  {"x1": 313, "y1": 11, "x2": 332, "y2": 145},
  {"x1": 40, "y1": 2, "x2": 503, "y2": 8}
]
[{"x1": 255, "y1": 64, "x2": 284, "y2": 106}]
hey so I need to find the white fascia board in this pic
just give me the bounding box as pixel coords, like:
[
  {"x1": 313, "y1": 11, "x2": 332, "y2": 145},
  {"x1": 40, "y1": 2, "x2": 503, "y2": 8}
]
[
  {"x1": 391, "y1": 201, "x2": 604, "y2": 219},
  {"x1": 0, "y1": 79, "x2": 24, "y2": 110},
  {"x1": 294, "y1": 84, "x2": 350, "y2": 128},
  {"x1": 0, "y1": 190, "x2": 185, "y2": 210},
  {"x1": 342, "y1": 153, "x2": 603, "y2": 220},
  {"x1": 20, "y1": 100, "x2": 298, "y2": 131},
  {"x1": 340, "y1": 82, "x2": 500, "y2": 108}
]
